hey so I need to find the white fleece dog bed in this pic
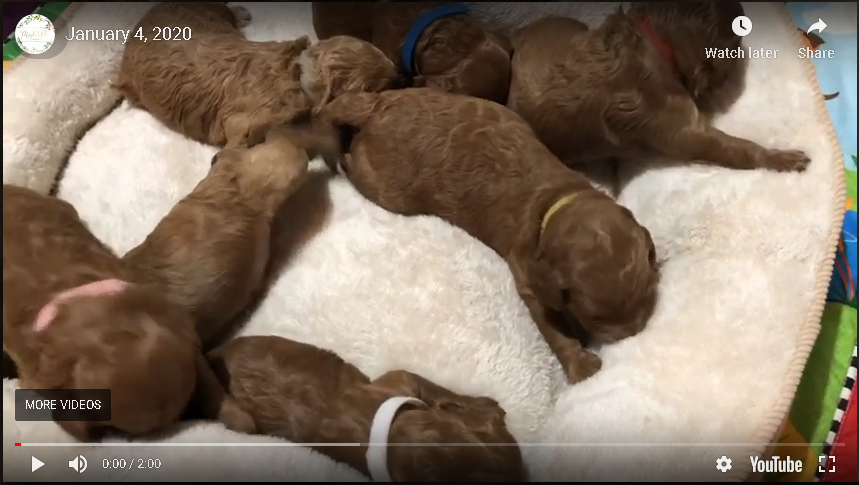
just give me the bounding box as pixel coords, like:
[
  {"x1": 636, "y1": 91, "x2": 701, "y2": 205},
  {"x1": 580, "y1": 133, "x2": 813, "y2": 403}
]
[{"x1": 2, "y1": 2, "x2": 844, "y2": 482}]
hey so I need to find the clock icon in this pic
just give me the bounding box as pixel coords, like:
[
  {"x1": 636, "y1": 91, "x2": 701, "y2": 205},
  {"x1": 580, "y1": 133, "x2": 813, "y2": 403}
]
[{"x1": 732, "y1": 16, "x2": 753, "y2": 37}]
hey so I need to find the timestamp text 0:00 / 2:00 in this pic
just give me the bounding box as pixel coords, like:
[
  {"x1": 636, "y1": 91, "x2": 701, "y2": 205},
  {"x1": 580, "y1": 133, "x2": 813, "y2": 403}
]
[{"x1": 103, "y1": 458, "x2": 162, "y2": 469}]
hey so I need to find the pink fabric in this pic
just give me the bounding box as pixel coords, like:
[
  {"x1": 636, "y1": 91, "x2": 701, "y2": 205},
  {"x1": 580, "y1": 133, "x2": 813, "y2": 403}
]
[{"x1": 33, "y1": 279, "x2": 129, "y2": 332}]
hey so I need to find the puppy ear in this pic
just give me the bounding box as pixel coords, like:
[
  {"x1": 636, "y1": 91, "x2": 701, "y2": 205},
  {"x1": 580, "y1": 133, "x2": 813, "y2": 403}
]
[{"x1": 525, "y1": 258, "x2": 565, "y2": 311}]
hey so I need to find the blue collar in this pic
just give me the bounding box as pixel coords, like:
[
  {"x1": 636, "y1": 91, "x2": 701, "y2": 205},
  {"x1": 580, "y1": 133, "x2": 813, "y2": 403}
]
[{"x1": 399, "y1": 3, "x2": 470, "y2": 77}]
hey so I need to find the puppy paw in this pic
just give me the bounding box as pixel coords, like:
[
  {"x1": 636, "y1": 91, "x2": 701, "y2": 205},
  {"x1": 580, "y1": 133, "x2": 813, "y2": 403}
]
[
  {"x1": 563, "y1": 350, "x2": 602, "y2": 385},
  {"x1": 761, "y1": 149, "x2": 811, "y2": 172},
  {"x1": 230, "y1": 6, "x2": 252, "y2": 28},
  {"x1": 219, "y1": 399, "x2": 257, "y2": 435}
]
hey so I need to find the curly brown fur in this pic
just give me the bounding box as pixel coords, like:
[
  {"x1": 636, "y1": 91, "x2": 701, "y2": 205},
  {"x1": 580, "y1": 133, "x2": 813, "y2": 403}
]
[
  {"x1": 209, "y1": 336, "x2": 527, "y2": 481},
  {"x1": 116, "y1": 2, "x2": 398, "y2": 148},
  {"x1": 320, "y1": 89, "x2": 658, "y2": 384},
  {"x1": 507, "y1": 2, "x2": 810, "y2": 172},
  {"x1": 122, "y1": 125, "x2": 336, "y2": 349},
  {"x1": 312, "y1": 2, "x2": 513, "y2": 104},
  {"x1": 2, "y1": 185, "x2": 254, "y2": 441}
]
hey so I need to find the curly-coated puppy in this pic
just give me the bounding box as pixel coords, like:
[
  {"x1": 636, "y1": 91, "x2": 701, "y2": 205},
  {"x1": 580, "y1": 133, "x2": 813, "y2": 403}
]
[
  {"x1": 507, "y1": 2, "x2": 810, "y2": 172},
  {"x1": 2, "y1": 185, "x2": 255, "y2": 441},
  {"x1": 312, "y1": 2, "x2": 513, "y2": 104},
  {"x1": 320, "y1": 89, "x2": 658, "y2": 384},
  {"x1": 116, "y1": 2, "x2": 399, "y2": 148},
  {"x1": 209, "y1": 335, "x2": 527, "y2": 481},
  {"x1": 122, "y1": 125, "x2": 336, "y2": 349}
]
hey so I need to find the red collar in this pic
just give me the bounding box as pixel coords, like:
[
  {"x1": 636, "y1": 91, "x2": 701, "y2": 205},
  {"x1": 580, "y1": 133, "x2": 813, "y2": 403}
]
[{"x1": 634, "y1": 17, "x2": 675, "y2": 64}]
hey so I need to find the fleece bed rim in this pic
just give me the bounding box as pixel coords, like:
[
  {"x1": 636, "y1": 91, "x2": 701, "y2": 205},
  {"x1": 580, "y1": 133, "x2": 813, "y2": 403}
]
[{"x1": 745, "y1": 4, "x2": 846, "y2": 482}]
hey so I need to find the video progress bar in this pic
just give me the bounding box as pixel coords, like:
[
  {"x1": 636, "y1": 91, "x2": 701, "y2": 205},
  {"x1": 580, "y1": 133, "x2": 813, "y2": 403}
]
[{"x1": 15, "y1": 442, "x2": 843, "y2": 447}]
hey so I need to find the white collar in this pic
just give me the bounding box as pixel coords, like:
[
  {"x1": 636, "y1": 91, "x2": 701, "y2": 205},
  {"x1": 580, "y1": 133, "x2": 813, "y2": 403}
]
[{"x1": 366, "y1": 396, "x2": 425, "y2": 482}]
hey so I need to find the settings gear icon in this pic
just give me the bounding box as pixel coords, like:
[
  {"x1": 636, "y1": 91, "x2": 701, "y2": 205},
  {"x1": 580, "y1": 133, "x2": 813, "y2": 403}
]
[{"x1": 716, "y1": 456, "x2": 733, "y2": 473}]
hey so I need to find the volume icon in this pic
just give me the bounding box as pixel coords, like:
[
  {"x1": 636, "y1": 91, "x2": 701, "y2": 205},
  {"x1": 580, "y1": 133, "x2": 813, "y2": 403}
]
[{"x1": 69, "y1": 455, "x2": 87, "y2": 473}]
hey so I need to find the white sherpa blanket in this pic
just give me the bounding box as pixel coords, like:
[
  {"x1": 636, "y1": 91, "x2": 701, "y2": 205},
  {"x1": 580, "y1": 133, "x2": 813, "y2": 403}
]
[{"x1": 2, "y1": 2, "x2": 844, "y2": 482}]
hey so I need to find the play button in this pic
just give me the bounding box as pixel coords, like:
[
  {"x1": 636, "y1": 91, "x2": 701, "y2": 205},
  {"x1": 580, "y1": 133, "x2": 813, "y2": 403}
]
[{"x1": 32, "y1": 456, "x2": 44, "y2": 472}]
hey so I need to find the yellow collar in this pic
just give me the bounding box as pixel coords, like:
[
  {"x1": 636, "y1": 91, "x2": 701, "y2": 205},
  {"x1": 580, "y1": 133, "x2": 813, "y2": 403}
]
[{"x1": 540, "y1": 194, "x2": 579, "y2": 235}]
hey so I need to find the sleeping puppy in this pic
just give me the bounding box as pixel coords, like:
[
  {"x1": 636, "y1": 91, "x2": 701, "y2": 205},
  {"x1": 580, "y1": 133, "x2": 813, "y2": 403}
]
[
  {"x1": 209, "y1": 335, "x2": 527, "y2": 481},
  {"x1": 2, "y1": 185, "x2": 255, "y2": 441},
  {"x1": 116, "y1": 2, "x2": 399, "y2": 148},
  {"x1": 122, "y1": 124, "x2": 337, "y2": 349},
  {"x1": 312, "y1": 2, "x2": 513, "y2": 104},
  {"x1": 320, "y1": 89, "x2": 659, "y2": 384},
  {"x1": 507, "y1": 2, "x2": 811, "y2": 172}
]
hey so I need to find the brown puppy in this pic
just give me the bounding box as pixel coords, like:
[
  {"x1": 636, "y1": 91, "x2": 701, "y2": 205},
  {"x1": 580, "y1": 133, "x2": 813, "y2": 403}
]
[
  {"x1": 116, "y1": 2, "x2": 398, "y2": 148},
  {"x1": 507, "y1": 2, "x2": 810, "y2": 172},
  {"x1": 209, "y1": 335, "x2": 527, "y2": 481},
  {"x1": 122, "y1": 125, "x2": 335, "y2": 349},
  {"x1": 320, "y1": 89, "x2": 658, "y2": 384},
  {"x1": 312, "y1": 2, "x2": 513, "y2": 104},
  {"x1": 2, "y1": 185, "x2": 255, "y2": 441}
]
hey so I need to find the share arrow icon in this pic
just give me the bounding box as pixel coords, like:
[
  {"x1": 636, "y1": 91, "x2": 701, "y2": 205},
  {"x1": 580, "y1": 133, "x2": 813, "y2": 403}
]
[{"x1": 807, "y1": 18, "x2": 827, "y2": 34}]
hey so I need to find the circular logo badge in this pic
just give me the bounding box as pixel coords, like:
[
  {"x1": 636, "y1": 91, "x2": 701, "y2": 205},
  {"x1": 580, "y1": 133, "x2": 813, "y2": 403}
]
[{"x1": 15, "y1": 14, "x2": 56, "y2": 55}]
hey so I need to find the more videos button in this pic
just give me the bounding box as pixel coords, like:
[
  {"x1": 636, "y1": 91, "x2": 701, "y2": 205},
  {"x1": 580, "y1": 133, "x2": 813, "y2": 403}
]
[{"x1": 14, "y1": 389, "x2": 110, "y2": 423}]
